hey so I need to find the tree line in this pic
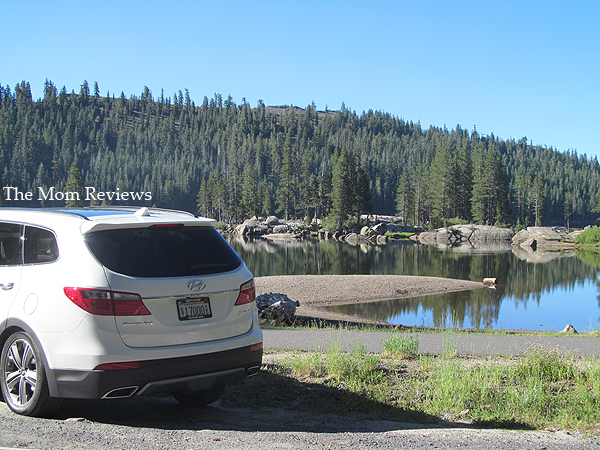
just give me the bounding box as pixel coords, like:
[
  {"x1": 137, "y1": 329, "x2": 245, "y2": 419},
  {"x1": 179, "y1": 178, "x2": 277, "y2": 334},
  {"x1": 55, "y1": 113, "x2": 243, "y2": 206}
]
[{"x1": 1, "y1": 79, "x2": 599, "y2": 229}]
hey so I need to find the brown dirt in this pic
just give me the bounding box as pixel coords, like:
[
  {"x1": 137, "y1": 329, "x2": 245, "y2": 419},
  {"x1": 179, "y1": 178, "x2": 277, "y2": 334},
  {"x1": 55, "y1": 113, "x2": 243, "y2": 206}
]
[{"x1": 255, "y1": 275, "x2": 485, "y2": 326}]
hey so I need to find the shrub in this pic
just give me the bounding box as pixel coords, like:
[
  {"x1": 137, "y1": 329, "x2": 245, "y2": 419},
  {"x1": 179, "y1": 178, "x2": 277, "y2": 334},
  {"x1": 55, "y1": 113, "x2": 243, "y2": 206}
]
[{"x1": 576, "y1": 226, "x2": 600, "y2": 245}]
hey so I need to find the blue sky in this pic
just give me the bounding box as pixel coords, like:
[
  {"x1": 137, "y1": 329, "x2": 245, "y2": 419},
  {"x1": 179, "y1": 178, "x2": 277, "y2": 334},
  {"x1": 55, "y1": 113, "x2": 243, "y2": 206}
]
[{"x1": 2, "y1": 0, "x2": 599, "y2": 157}]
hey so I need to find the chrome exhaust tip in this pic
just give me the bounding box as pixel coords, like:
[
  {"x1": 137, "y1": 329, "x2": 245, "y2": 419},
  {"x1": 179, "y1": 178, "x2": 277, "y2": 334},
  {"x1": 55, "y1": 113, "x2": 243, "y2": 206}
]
[
  {"x1": 102, "y1": 386, "x2": 139, "y2": 399},
  {"x1": 246, "y1": 366, "x2": 260, "y2": 376}
]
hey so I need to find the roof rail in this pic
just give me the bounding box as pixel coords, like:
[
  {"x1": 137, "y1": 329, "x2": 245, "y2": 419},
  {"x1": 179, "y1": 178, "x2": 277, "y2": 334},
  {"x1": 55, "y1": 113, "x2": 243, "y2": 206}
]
[
  {"x1": 0, "y1": 206, "x2": 199, "y2": 220},
  {"x1": 0, "y1": 207, "x2": 91, "y2": 220}
]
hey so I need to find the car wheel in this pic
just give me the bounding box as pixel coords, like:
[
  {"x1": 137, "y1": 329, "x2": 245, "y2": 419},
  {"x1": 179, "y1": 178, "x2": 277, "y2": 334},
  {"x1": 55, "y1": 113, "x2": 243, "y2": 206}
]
[
  {"x1": 171, "y1": 382, "x2": 226, "y2": 406},
  {"x1": 0, "y1": 331, "x2": 62, "y2": 416}
]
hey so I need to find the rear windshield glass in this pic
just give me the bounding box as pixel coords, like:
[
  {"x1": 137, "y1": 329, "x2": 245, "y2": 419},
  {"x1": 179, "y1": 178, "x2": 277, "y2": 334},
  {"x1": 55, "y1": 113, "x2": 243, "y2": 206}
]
[{"x1": 85, "y1": 226, "x2": 242, "y2": 277}]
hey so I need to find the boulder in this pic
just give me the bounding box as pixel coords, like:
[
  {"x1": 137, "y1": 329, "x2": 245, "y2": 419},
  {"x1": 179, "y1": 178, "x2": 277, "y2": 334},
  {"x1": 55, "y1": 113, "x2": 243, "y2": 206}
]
[
  {"x1": 236, "y1": 224, "x2": 250, "y2": 236},
  {"x1": 252, "y1": 225, "x2": 268, "y2": 236},
  {"x1": 385, "y1": 223, "x2": 404, "y2": 233},
  {"x1": 256, "y1": 292, "x2": 300, "y2": 324},
  {"x1": 272, "y1": 224, "x2": 289, "y2": 234},
  {"x1": 266, "y1": 216, "x2": 279, "y2": 226},
  {"x1": 468, "y1": 225, "x2": 515, "y2": 242},
  {"x1": 512, "y1": 227, "x2": 579, "y2": 250},
  {"x1": 372, "y1": 223, "x2": 387, "y2": 235}
]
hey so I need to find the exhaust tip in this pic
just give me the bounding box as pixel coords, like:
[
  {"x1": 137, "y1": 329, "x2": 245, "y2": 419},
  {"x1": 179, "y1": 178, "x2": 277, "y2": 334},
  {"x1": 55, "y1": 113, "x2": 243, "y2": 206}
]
[
  {"x1": 246, "y1": 366, "x2": 260, "y2": 377},
  {"x1": 103, "y1": 386, "x2": 139, "y2": 399}
]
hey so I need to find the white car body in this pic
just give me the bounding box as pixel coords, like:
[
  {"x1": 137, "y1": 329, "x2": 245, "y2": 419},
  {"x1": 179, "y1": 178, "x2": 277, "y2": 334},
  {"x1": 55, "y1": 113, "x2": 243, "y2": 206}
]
[{"x1": 0, "y1": 207, "x2": 262, "y2": 416}]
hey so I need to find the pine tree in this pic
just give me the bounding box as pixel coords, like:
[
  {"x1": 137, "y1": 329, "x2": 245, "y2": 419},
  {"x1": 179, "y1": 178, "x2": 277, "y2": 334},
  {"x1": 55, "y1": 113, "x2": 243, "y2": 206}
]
[
  {"x1": 452, "y1": 140, "x2": 472, "y2": 220},
  {"x1": 196, "y1": 178, "x2": 211, "y2": 217},
  {"x1": 532, "y1": 172, "x2": 545, "y2": 226},
  {"x1": 298, "y1": 151, "x2": 314, "y2": 220},
  {"x1": 64, "y1": 162, "x2": 84, "y2": 207},
  {"x1": 428, "y1": 139, "x2": 453, "y2": 219},
  {"x1": 564, "y1": 191, "x2": 573, "y2": 230},
  {"x1": 260, "y1": 177, "x2": 273, "y2": 216},
  {"x1": 395, "y1": 172, "x2": 414, "y2": 225},
  {"x1": 329, "y1": 149, "x2": 355, "y2": 229},
  {"x1": 275, "y1": 134, "x2": 295, "y2": 220},
  {"x1": 355, "y1": 166, "x2": 373, "y2": 225},
  {"x1": 241, "y1": 165, "x2": 258, "y2": 218},
  {"x1": 513, "y1": 168, "x2": 532, "y2": 228},
  {"x1": 471, "y1": 142, "x2": 489, "y2": 224},
  {"x1": 487, "y1": 143, "x2": 510, "y2": 226}
]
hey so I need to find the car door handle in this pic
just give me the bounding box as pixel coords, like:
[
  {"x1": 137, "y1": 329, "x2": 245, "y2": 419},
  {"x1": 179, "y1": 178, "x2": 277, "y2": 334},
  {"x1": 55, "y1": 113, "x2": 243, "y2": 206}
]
[{"x1": 0, "y1": 283, "x2": 14, "y2": 291}]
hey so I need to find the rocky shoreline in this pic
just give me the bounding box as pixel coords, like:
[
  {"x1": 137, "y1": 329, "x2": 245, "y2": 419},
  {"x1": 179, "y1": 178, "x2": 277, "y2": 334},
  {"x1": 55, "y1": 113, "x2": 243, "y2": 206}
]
[
  {"x1": 255, "y1": 275, "x2": 485, "y2": 326},
  {"x1": 228, "y1": 215, "x2": 585, "y2": 253}
]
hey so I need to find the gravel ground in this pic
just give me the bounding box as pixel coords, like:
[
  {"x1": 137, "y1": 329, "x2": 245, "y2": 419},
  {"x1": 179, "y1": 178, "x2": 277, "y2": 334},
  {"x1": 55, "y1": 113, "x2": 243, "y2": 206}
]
[
  {"x1": 255, "y1": 275, "x2": 485, "y2": 324},
  {"x1": 1, "y1": 396, "x2": 599, "y2": 450}
]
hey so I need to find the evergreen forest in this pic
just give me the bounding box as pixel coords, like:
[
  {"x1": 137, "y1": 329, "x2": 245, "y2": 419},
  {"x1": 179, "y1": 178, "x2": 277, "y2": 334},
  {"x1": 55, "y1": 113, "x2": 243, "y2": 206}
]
[{"x1": 1, "y1": 80, "x2": 599, "y2": 229}]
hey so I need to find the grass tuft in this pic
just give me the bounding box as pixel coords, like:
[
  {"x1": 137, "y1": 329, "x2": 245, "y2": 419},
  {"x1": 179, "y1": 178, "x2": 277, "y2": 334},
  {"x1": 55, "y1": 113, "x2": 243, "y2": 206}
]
[{"x1": 382, "y1": 332, "x2": 419, "y2": 359}]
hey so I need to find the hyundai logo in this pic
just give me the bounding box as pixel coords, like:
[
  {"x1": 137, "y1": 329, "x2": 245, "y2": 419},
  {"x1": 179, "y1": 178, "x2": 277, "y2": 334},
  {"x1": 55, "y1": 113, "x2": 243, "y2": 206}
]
[{"x1": 188, "y1": 280, "x2": 206, "y2": 292}]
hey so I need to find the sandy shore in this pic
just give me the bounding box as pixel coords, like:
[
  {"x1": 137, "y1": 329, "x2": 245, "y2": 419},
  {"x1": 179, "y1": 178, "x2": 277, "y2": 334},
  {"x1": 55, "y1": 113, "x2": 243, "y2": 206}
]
[{"x1": 255, "y1": 275, "x2": 485, "y2": 326}]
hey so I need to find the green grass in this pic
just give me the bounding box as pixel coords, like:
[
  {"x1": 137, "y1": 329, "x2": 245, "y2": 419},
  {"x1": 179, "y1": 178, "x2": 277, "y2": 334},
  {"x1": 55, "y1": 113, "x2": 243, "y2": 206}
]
[
  {"x1": 382, "y1": 332, "x2": 419, "y2": 359},
  {"x1": 384, "y1": 231, "x2": 415, "y2": 239},
  {"x1": 222, "y1": 342, "x2": 600, "y2": 432}
]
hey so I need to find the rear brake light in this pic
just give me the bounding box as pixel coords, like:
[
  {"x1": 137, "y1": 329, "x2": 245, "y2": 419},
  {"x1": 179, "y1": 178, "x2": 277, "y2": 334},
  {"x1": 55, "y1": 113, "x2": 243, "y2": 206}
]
[
  {"x1": 235, "y1": 279, "x2": 256, "y2": 305},
  {"x1": 250, "y1": 343, "x2": 263, "y2": 352},
  {"x1": 149, "y1": 223, "x2": 184, "y2": 230},
  {"x1": 64, "y1": 287, "x2": 150, "y2": 316}
]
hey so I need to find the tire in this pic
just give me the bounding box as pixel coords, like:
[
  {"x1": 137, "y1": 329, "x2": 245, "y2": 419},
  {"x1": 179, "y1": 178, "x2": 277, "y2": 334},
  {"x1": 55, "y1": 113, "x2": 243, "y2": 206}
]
[
  {"x1": 0, "y1": 331, "x2": 62, "y2": 417},
  {"x1": 172, "y1": 382, "x2": 226, "y2": 406}
]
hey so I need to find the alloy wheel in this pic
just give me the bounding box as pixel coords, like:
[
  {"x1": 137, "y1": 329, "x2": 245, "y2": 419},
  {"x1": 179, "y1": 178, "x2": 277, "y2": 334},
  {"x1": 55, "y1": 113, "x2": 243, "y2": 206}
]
[{"x1": 3, "y1": 337, "x2": 38, "y2": 408}]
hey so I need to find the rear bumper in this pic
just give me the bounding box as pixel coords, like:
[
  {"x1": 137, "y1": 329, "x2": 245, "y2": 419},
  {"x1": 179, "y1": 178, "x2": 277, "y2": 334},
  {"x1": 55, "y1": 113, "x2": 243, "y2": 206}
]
[{"x1": 48, "y1": 344, "x2": 263, "y2": 399}]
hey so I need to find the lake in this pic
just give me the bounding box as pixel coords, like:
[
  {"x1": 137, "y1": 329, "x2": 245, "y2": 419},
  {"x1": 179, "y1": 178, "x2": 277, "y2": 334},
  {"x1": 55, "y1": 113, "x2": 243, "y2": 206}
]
[{"x1": 227, "y1": 236, "x2": 600, "y2": 332}]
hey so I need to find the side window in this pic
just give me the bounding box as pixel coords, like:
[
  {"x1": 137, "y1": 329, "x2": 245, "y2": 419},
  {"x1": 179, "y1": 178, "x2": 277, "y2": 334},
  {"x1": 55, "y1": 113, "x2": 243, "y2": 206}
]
[
  {"x1": 0, "y1": 223, "x2": 23, "y2": 266},
  {"x1": 24, "y1": 226, "x2": 59, "y2": 264}
]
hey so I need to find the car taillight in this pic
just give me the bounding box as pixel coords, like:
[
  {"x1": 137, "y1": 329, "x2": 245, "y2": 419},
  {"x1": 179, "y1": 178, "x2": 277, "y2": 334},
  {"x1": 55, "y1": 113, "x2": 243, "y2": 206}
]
[
  {"x1": 250, "y1": 342, "x2": 263, "y2": 352},
  {"x1": 64, "y1": 287, "x2": 150, "y2": 316},
  {"x1": 235, "y1": 279, "x2": 256, "y2": 305}
]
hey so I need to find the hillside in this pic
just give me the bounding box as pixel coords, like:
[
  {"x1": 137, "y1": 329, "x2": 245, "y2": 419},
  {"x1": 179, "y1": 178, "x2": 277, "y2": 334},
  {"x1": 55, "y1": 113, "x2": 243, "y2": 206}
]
[{"x1": 1, "y1": 80, "x2": 599, "y2": 227}]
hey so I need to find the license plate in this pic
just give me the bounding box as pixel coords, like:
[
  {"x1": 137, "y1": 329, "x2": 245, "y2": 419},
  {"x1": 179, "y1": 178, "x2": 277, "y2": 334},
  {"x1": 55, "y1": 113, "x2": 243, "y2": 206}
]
[{"x1": 177, "y1": 297, "x2": 212, "y2": 321}]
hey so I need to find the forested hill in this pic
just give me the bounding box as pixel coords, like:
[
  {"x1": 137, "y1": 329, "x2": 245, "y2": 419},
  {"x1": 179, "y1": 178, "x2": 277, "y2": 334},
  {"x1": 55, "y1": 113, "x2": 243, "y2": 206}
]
[{"x1": 1, "y1": 80, "x2": 599, "y2": 228}]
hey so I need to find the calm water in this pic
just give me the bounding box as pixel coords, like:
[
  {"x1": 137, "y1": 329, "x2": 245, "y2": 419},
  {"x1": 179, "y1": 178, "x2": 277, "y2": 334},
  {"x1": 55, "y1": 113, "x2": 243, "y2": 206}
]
[{"x1": 228, "y1": 236, "x2": 600, "y2": 332}]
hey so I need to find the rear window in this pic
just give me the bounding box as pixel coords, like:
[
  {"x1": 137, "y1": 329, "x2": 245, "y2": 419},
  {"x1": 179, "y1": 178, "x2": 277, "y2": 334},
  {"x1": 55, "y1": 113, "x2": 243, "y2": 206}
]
[{"x1": 84, "y1": 226, "x2": 242, "y2": 277}]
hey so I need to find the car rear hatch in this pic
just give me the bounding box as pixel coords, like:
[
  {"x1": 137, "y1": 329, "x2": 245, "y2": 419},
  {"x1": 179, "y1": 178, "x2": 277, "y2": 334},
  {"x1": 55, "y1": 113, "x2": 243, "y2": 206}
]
[{"x1": 83, "y1": 223, "x2": 256, "y2": 348}]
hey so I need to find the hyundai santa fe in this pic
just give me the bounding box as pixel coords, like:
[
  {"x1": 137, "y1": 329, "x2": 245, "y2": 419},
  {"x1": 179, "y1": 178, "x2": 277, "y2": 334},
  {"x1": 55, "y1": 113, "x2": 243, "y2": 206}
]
[{"x1": 0, "y1": 206, "x2": 262, "y2": 416}]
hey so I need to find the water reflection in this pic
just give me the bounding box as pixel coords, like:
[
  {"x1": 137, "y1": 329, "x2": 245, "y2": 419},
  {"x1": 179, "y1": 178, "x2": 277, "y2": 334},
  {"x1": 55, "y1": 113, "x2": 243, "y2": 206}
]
[{"x1": 227, "y1": 236, "x2": 600, "y2": 331}]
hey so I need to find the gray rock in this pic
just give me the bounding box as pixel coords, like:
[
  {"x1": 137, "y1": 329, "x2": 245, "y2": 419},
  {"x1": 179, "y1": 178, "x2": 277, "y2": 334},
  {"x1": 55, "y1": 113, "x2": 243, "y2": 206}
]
[
  {"x1": 272, "y1": 224, "x2": 289, "y2": 234},
  {"x1": 385, "y1": 223, "x2": 404, "y2": 233},
  {"x1": 266, "y1": 216, "x2": 279, "y2": 226},
  {"x1": 511, "y1": 226, "x2": 579, "y2": 250},
  {"x1": 256, "y1": 292, "x2": 299, "y2": 324},
  {"x1": 372, "y1": 223, "x2": 387, "y2": 235}
]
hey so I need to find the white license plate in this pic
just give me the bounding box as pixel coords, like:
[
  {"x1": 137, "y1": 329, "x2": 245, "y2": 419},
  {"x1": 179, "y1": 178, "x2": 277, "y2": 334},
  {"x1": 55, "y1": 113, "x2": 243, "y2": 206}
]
[{"x1": 177, "y1": 297, "x2": 212, "y2": 321}]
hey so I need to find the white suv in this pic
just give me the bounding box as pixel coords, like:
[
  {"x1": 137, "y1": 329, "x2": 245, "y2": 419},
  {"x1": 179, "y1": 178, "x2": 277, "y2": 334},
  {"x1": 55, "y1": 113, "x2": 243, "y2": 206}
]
[{"x1": 0, "y1": 207, "x2": 262, "y2": 416}]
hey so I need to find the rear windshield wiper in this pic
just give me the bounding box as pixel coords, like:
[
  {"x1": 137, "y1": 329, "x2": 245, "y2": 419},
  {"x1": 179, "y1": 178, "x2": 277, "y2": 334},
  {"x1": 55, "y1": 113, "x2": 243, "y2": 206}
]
[{"x1": 187, "y1": 263, "x2": 230, "y2": 274}]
